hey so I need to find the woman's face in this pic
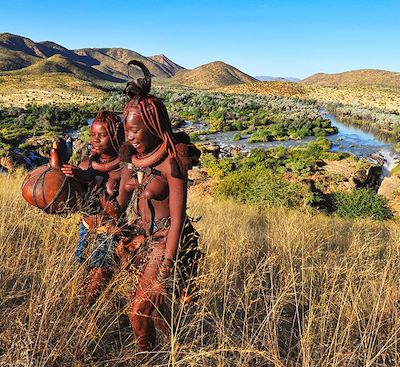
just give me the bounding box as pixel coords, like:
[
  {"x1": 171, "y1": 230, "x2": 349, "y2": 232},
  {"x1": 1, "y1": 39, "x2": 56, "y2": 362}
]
[
  {"x1": 125, "y1": 112, "x2": 162, "y2": 155},
  {"x1": 90, "y1": 121, "x2": 113, "y2": 155}
]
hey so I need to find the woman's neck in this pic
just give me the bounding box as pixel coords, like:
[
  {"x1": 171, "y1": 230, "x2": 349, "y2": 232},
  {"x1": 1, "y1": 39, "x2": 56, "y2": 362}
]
[{"x1": 99, "y1": 153, "x2": 117, "y2": 163}]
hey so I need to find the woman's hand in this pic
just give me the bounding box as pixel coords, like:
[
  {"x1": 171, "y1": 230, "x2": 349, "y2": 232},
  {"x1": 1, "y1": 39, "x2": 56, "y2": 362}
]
[{"x1": 148, "y1": 279, "x2": 168, "y2": 307}]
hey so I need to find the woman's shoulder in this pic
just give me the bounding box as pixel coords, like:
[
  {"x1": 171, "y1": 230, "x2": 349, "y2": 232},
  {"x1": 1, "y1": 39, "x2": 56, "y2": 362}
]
[{"x1": 158, "y1": 156, "x2": 186, "y2": 179}]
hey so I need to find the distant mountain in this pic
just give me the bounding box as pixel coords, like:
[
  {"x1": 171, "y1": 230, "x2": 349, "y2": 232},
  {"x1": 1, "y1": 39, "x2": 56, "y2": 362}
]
[
  {"x1": 170, "y1": 61, "x2": 257, "y2": 88},
  {"x1": 3, "y1": 54, "x2": 125, "y2": 83},
  {"x1": 302, "y1": 69, "x2": 400, "y2": 88},
  {"x1": 149, "y1": 54, "x2": 185, "y2": 76},
  {"x1": 0, "y1": 33, "x2": 49, "y2": 58},
  {"x1": 255, "y1": 76, "x2": 301, "y2": 83},
  {"x1": 0, "y1": 33, "x2": 186, "y2": 85},
  {"x1": 74, "y1": 48, "x2": 185, "y2": 79}
]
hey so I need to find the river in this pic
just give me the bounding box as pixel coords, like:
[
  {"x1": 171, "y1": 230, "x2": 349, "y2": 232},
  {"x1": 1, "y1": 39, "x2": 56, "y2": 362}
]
[{"x1": 191, "y1": 113, "x2": 399, "y2": 170}]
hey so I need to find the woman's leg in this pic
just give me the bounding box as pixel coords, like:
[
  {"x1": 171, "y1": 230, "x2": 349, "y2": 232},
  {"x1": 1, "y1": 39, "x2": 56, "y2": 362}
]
[
  {"x1": 153, "y1": 303, "x2": 171, "y2": 338},
  {"x1": 130, "y1": 287, "x2": 156, "y2": 351},
  {"x1": 130, "y1": 240, "x2": 169, "y2": 351}
]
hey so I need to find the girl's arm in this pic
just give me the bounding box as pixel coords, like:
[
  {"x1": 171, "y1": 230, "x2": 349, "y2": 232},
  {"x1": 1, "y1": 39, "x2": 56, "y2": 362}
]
[{"x1": 61, "y1": 157, "x2": 95, "y2": 183}]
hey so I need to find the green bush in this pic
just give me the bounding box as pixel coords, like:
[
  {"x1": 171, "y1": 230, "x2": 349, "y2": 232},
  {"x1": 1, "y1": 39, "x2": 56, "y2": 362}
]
[
  {"x1": 332, "y1": 189, "x2": 393, "y2": 220},
  {"x1": 215, "y1": 167, "x2": 314, "y2": 207},
  {"x1": 232, "y1": 133, "x2": 242, "y2": 141}
]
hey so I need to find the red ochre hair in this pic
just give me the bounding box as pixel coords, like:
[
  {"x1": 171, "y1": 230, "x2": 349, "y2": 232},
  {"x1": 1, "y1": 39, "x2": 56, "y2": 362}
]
[
  {"x1": 92, "y1": 111, "x2": 124, "y2": 155},
  {"x1": 123, "y1": 98, "x2": 200, "y2": 174}
]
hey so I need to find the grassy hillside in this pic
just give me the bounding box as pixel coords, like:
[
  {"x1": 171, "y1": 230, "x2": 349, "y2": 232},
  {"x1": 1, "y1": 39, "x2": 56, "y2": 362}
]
[
  {"x1": 216, "y1": 80, "x2": 305, "y2": 96},
  {"x1": 170, "y1": 61, "x2": 257, "y2": 88},
  {"x1": 0, "y1": 48, "x2": 40, "y2": 71},
  {"x1": 0, "y1": 172, "x2": 399, "y2": 366},
  {"x1": 1, "y1": 54, "x2": 125, "y2": 83},
  {"x1": 302, "y1": 69, "x2": 400, "y2": 88},
  {"x1": 215, "y1": 81, "x2": 400, "y2": 113},
  {"x1": 0, "y1": 74, "x2": 104, "y2": 107}
]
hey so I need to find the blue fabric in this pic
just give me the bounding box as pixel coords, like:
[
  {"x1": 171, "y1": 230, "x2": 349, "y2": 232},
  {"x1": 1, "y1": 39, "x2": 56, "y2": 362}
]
[
  {"x1": 75, "y1": 223, "x2": 116, "y2": 269},
  {"x1": 75, "y1": 223, "x2": 88, "y2": 263},
  {"x1": 88, "y1": 232, "x2": 116, "y2": 269}
]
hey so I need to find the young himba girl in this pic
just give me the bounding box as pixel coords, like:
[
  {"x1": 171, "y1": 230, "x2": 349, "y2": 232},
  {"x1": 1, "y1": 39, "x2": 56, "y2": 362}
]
[
  {"x1": 61, "y1": 111, "x2": 124, "y2": 306},
  {"x1": 116, "y1": 61, "x2": 202, "y2": 354}
]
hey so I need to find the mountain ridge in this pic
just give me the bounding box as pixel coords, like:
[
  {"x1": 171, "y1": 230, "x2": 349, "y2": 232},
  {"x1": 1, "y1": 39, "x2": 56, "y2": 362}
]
[{"x1": 302, "y1": 69, "x2": 400, "y2": 88}]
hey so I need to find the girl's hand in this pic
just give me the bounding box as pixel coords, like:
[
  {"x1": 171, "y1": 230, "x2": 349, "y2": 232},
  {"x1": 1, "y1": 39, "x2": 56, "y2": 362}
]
[
  {"x1": 61, "y1": 164, "x2": 89, "y2": 183},
  {"x1": 61, "y1": 164, "x2": 81, "y2": 178}
]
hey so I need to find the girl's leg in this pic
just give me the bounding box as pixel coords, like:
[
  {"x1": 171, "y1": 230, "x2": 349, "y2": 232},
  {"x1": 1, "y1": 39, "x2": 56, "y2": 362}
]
[
  {"x1": 83, "y1": 267, "x2": 108, "y2": 306},
  {"x1": 83, "y1": 233, "x2": 114, "y2": 306}
]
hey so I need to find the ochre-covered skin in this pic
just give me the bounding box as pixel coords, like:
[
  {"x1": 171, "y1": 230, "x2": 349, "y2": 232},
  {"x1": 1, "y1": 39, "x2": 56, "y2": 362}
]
[
  {"x1": 117, "y1": 88, "x2": 201, "y2": 354},
  {"x1": 61, "y1": 111, "x2": 124, "y2": 306}
]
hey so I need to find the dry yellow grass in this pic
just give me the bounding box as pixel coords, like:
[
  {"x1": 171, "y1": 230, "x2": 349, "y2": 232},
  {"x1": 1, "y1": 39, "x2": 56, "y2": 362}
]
[
  {"x1": 0, "y1": 74, "x2": 105, "y2": 107},
  {"x1": 302, "y1": 85, "x2": 400, "y2": 113},
  {"x1": 215, "y1": 81, "x2": 304, "y2": 97},
  {"x1": 1, "y1": 172, "x2": 400, "y2": 366},
  {"x1": 217, "y1": 81, "x2": 400, "y2": 113}
]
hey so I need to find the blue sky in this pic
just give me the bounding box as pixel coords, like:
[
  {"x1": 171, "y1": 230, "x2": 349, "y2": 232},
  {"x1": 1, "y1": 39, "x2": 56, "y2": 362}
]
[{"x1": 1, "y1": 0, "x2": 399, "y2": 78}]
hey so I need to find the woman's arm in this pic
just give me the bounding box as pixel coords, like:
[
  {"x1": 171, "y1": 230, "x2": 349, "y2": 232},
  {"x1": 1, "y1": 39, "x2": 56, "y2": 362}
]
[
  {"x1": 117, "y1": 166, "x2": 133, "y2": 210},
  {"x1": 165, "y1": 160, "x2": 187, "y2": 261}
]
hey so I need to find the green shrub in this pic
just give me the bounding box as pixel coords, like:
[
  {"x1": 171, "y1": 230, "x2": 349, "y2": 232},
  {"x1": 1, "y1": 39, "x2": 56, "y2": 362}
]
[
  {"x1": 332, "y1": 189, "x2": 393, "y2": 220},
  {"x1": 232, "y1": 133, "x2": 242, "y2": 141},
  {"x1": 215, "y1": 167, "x2": 314, "y2": 207}
]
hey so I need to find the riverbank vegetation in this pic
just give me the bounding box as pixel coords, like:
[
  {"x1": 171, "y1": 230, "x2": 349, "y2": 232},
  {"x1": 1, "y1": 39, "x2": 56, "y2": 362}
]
[
  {"x1": 200, "y1": 138, "x2": 393, "y2": 220},
  {"x1": 0, "y1": 172, "x2": 399, "y2": 366},
  {"x1": 326, "y1": 102, "x2": 400, "y2": 141},
  {"x1": 0, "y1": 88, "x2": 338, "y2": 165}
]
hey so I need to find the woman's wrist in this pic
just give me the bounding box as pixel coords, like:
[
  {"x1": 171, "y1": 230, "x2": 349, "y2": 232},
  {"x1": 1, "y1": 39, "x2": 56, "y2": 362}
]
[{"x1": 157, "y1": 255, "x2": 174, "y2": 283}]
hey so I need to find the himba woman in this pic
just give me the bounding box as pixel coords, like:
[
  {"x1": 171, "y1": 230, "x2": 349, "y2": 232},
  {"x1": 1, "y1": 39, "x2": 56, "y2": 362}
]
[
  {"x1": 61, "y1": 111, "x2": 124, "y2": 306},
  {"x1": 116, "y1": 61, "x2": 202, "y2": 353}
]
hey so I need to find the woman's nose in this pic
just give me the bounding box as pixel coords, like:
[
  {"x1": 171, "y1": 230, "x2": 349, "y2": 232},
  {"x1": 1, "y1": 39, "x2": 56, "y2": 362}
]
[{"x1": 127, "y1": 131, "x2": 135, "y2": 141}]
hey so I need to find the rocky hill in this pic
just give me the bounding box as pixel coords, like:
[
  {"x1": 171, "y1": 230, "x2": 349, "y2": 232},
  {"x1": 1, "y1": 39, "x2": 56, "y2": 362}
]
[
  {"x1": 170, "y1": 61, "x2": 257, "y2": 88},
  {"x1": 0, "y1": 33, "x2": 186, "y2": 84},
  {"x1": 2, "y1": 54, "x2": 125, "y2": 83},
  {"x1": 302, "y1": 69, "x2": 400, "y2": 88}
]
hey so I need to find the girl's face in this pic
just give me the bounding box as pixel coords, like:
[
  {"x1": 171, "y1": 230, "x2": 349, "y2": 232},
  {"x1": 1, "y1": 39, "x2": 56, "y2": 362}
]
[
  {"x1": 90, "y1": 121, "x2": 113, "y2": 155},
  {"x1": 125, "y1": 112, "x2": 162, "y2": 155}
]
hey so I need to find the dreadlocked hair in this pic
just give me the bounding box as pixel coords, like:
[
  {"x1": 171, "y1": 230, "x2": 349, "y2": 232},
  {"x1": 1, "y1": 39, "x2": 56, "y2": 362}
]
[
  {"x1": 92, "y1": 111, "x2": 124, "y2": 155},
  {"x1": 123, "y1": 97, "x2": 201, "y2": 174}
]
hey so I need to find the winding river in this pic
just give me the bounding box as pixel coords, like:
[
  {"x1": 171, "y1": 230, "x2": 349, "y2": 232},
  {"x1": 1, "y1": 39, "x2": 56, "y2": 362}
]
[{"x1": 193, "y1": 113, "x2": 399, "y2": 171}]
